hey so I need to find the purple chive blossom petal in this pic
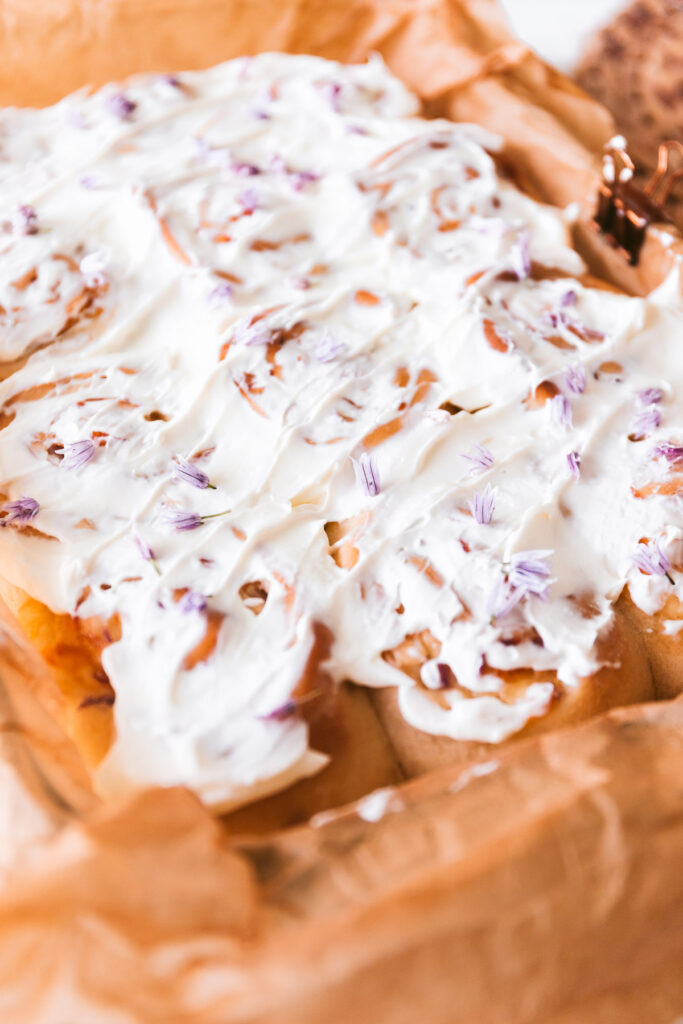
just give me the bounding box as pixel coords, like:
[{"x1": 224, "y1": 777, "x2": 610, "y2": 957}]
[
  {"x1": 467, "y1": 483, "x2": 496, "y2": 525},
  {"x1": 323, "y1": 81, "x2": 342, "y2": 112},
  {"x1": 653, "y1": 442, "x2": 683, "y2": 465},
  {"x1": 172, "y1": 456, "x2": 213, "y2": 490},
  {"x1": 290, "y1": 170, "x2": 319, "y2": 191},
  {"x1": 508, "y1": 550, "x2": 554, "y2": 598},
  {"x1": 314, "y1": 330, "x2": 344, "y2": 363},
  {"x1": 352, "y1": 452, "x2": 381, "y2": 497},
  {"x1": 209, "y1": 282, "x2": 233, "y2": 304},
  {"x1": 420, "y1": 661, "x2": 451, "y2": 690},
  {"x1": 108, "y1": 93, "x2": 137, "y2": 120},
  {"x1": 564, "y1": 364, "x2": 586, "y2": 395},
  {"x1": 488, "y1": 578, "x2": 524, "y2": 619},
  {"x1": 637, "y1": 387, "x2": 664, "y2": 406},
  {"x1": 2, "y1": 496, "x2": 39, "y2": 525},
  {"x1": 163, "y1": 507, "x2": 230, "y2": 531},
  {"x1": 289, "y1": 276, "x2": 310, "y2": 290},
  {"x1": 133, "y1": 529, "x2": 155, "y2": 562},
  {"x1": 179, "y1": 590, "x2": 208, "y2": 614},
  {"x1": 560, "y1": 290, "x2": 577, "y2": 308},
  {"x1": 259, "y1": 698, "x2": 298, "y2": 722},
  {"x1": 13, "y1": 205, "x2": 38, "y2": 236},
  {"x1": 233, "y1": 160, "x2": 261, "y2": 177},
  {"x1": 234, "y1": 319, "x2": 270, "y2": 347},
  {"x1": 633, "y1": 540, "x2": 674, "y2": 582},
  {"x1": 632, "y1": 405, "x2": 662, "y2": 439},
  {"x1": 79, "y1": 250, "x2": 109, "y2": 289},
  {"x1": 461, "y1": 443, "x2": 494, "y2": 475},
  {"x1": 133, "y1": 528, "x2": 161, "y2": 575},
  {"x1": 60, "y1": 438, "x2": 95, "y2": 470},
  {"x1": 510, "y1": 230, "x2": 531, "y2": 280},
  {"x1": 164, "y1": 509, "x2": 204, "y2": 532},
  {"x1": 549, "y1": 394, "x2": 573, "y2": 430},
  {"x1": 567, "y1": 450, "x2": 581, "y2": 480},
  {"x1": 238, "y1": 188, "x2": 259, "y2": 213},
  {"x1": 161, "y1": 74, "x2": 182, "y2": 90}
]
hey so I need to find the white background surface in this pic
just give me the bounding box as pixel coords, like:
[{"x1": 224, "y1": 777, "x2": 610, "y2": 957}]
[{"x1": 499, "y1": 0, "x2": 628, "y2": 70}]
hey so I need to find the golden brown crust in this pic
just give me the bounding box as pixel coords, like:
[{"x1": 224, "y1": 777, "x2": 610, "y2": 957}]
[
  {"x1": 0, "y1": 585, "x2": 404, "y2": 826},
  {"x1": 618, "y1": 588, "x2": 683, "y2": 700},
  {"x1": 0, "y1": 581, "x2": 115, "y2": 769},
  {"x1": 0, "y1": 580, "x2": 658, "y2": 823},
  {"x1": 369, "y1": 607, "x2": 655, "y2": 776},
  {"x1": 223, "y1": 683, "x2": 404, "y2": 834}
]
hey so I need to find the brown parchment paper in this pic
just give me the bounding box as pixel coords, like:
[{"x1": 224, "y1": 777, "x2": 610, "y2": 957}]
[{"x1": 0, "y1": 2, "x2": 682, "y2": 1021}]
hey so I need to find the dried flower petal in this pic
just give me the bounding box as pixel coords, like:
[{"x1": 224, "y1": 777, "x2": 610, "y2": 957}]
[
  {"x1": 59, "y1": 438, "x2": 95, "y2": 471},
  {"x1": 164, "y1": 509, "x2": 204, "y2": 532},
  {"x1": 291, "y1": 170, "x2": 319, "y2": 191},
  {"x1": 653, "y1": 442, "x2": 683, "y2": 465},
  {"x1": 163, "y1": 507, "x2": 230, "y2": 531},
  {"x1": 259, "y1": 699, "x2": 298, "y2": 722},
  {"x1": 314, "y1": 331, "x2": 344, "y2": 363},
  {"x1": 238, "y1": 188, "x2": 259, "y2": 214},
  {"x1": 467, "y1": 483, "x2": 496, "y2": 525},
  {"x1": 564, "y1": 364, "x2": 586, "y2": 395},
  {"x1": 108, "y1": 93, "x2": 137, "y2": 120},
  {"x1": 560, "y1": 290, "x2": 577, "y2": 308},
  {"x1": 637, "y1": 388, "x2": 664, "y2": 406},
  {"x1": 632, "y1": 405, "x2": 662, "y2": 440},
  {"x1": 234, "y1": 319, "x2": 270, "y2": 347},
  {"x1": 420, "y1": 661, "x2": 452, "y2": 690},
  {"x1": 233, "y1": 160, "x2": 260, "y2": 177},
  {"x1": 321, "y1": 81, "x2": 343, "y2": 112},
  {"x1": 179, "y1": 590, "x2": 208, "y2": 614},
  {"x1": 133, "y1": 529, "x2": 155, "y2": 562},
  {"x1": 172, "y1": 456, "x2": 213, "y2": 490},
  {"x1": 510, "y1": 230, "x2": 531, "y2": 280},
  {"x1": 549, "y1": 394, "x2": 572, "y2": 430},
  {"x1": 488, "y1": 577, "x2": 524, "y2": 619},
  {"x1": 508, "y1": 549, "x2": 554, "y2": 598},
  {"x1": 209, "y1": 282, "x2": 233, "y2": 304},
  {"x1": 351, "y1": 452, "x2": 381, "y2": 497},
  {"x1": 633, "y1": 540, "x2": 673, "y2": 582},
  {"x1": 566, "y1": 450, "x2": 581, "y2": 480},
  {"x1": 2, "y1": 496, "x2": 39, "y2": 525},
  {"x1": 13, "y1": 205, "x2": 38, "y2": 236},
  {"x1": 132, "y1": 528, "x2": 162, "y2": 575},
  {"x1": 461, "y1": 443, "x2": 494, "y2": 475}
]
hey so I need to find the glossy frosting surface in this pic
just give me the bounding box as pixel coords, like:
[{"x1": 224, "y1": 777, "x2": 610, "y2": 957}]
[{"x1": 0, "y1": 54, "x2": 681, "y2": 806}]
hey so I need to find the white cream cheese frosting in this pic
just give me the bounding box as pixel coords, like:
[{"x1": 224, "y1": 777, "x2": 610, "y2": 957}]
[{"x1": 0, "y1": 53, "x2": 681, "y2": 807}]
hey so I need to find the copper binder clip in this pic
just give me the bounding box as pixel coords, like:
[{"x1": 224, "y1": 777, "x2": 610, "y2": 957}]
[{"x1": 593, "y1": 138, "x2": 683, "y2": 266}]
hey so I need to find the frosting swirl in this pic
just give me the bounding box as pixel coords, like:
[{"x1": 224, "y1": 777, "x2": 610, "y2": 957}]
[{"x1": 0, "y1": 54, "x2": 681, "y2": 807}]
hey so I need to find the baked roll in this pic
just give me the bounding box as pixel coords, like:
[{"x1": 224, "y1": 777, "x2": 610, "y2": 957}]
[{"x1": 0, "y1": 52, "x2": 678, "y2": 828}]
